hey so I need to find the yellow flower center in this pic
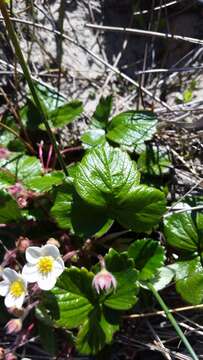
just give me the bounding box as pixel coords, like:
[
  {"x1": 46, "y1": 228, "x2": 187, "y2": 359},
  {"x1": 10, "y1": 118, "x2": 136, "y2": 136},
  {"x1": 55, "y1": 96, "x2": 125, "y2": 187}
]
[
  {"x1": 10, "y1": 280, "x2": 25, "y2": 298},
  {"x1": 38, "y1": 256, "x2": 54, "y2": 274}
]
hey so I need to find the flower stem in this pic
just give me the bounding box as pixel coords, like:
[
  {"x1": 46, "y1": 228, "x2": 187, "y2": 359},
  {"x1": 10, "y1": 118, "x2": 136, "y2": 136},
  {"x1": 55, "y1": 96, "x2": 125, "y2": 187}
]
[
  {"x1": 0, "y1": 0, "x2": 68, "y2": 176},
  {"x1": 148, "y1": 283, "x2": 199, "y2": 360}
]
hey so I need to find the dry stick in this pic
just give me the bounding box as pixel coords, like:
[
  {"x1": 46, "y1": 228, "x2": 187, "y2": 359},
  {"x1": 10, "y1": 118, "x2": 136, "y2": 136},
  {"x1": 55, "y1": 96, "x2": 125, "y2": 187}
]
[
  {"x1": 0, "y1": 16, "x2": 172, "y2": 111},
  {"x1": 124, "y1": 303, "x2": 203, "y2": 320},
  {"x1": 134, "y1": 0, "x2": 185, "y2": 15},
  {"x1": 86, "y1": 23, "x2": 203, "y2": 47}
]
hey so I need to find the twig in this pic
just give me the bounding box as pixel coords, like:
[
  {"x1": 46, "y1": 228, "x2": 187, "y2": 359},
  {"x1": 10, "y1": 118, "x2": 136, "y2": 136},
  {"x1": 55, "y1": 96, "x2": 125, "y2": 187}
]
[
  {"x1": 86, "y1": 23, "x2": 203, "y2": 46},
  {"x1": 134, "y1": 0, "x2": 186, "y2": 15},
  {"x1": 124, "y1": 303, "x2": 203, "y2": 319}
]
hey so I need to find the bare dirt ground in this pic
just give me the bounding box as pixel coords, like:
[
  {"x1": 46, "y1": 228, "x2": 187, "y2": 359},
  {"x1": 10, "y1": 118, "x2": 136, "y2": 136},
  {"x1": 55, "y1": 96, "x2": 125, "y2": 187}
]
[{"x1": 0, "y1": 0, "x2": 203, "y2": 359}]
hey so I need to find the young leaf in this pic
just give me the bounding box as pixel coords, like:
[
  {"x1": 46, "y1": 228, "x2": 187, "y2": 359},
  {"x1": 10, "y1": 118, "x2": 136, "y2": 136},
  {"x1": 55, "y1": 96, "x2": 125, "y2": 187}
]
[
  {"x1": 48, "y1": 100, "x2": 83, "y2": 128},
  {"x1": 164, "y1": 210, "x2": 199, "y2": 252},
  {"x1": 75, "y1": 143, "x2": 140, "y2": 208},
  {"x1": 25, "y1": 171, "x2": 64, "y2": 192},
  {"x1": 52, "y1": 267, "x2": 95, "y2": 328},
  {"x1": 92, "y1": 95, "x2": 113, "y2": 129},
  {"x1": 128, "y1": 239, "x2": 165, "y2": 281},
  {"x1": 106, "y1": 111, "x2": 157, "y2": 151}
]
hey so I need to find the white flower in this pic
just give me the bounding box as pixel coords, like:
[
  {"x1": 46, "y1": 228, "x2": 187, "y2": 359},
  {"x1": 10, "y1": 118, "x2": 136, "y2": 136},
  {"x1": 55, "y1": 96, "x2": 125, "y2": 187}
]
[
  {"x1": 0, "y1": 268, "x2": 27, "y2": 309},
  {"x1": 22, "y1": 244, "x2": 64, "y2": 290}
]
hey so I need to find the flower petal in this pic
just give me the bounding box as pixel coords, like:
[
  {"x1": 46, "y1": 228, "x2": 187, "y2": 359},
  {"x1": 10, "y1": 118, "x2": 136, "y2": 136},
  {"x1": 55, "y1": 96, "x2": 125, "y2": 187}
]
[
  {"x1": 3, "y1": 268, "x2": 18, "y2": 282},
  {"x1": 0, "y1": 280, "x2": 9, "y2": 296},
  {"x1": 41, "y1": 244, "x2": 60, "y2": 259},
  {"x1": 25, "y1": 247, "x2": 41, "y2": 264},
  {"x1": 14, "y1": 294, "x2": 25, "y2": 309},
  {"x1": 5, "y1": 293, "x2": 16, "y2": 308},
  {"x1": 22, "y1": 264, "x2": 38, "y2": 283},
  {"x1": 37, "y1": 272, "x2": 57, "y2": 290},
  {"x1": 53, "y1": 258, "x2": 65, "y2": 277}
]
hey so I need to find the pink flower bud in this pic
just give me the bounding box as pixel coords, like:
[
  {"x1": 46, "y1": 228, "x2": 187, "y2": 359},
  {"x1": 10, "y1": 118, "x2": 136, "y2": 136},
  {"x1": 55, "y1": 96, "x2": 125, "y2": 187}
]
[
  {"x1": 16, "y1": 237, "x2": 31, "y2": 253},
  {"x1": 92, "y1": 269, "x2": 117, "y2": 294},
  {"x1": 0, "y1": 347, "x2": 5, "y2": 360},
  {"x1": 7, "y1": 183, "x2": 24, "y2": 196},
  {"x1": 6, "y1": 318, "x2": 22, "y2": 334},
  {"x1": 0, "y1": 147, "x2": 10, "y2": 159},
  {"x1": 5, "y1": 353, "x2": 17, "y2": 360}
]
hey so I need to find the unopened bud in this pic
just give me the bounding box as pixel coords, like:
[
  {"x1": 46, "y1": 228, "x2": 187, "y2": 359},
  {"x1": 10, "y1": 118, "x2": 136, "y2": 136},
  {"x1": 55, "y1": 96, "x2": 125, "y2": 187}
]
[
  {"x1": 6, "y1": 318, "x2": 22, "y2": 334},
  {"x1": 16, "y1": 237, "x2": 31, "y2": 253},
  {"x1": 5, "y1": 353, "x2": 17, "y2": 360},
  {"x1": 46, "y1": 238, "x2": 60, "y2": 248},
  {"x1": 0, "y1": 147, "x2": 10, "y2": 159},
  {"x1": 0, "y1": 347, "x2": 5, "y2": 360},
  {"x1": 92, "y1": 268, "x2": 117, "y2": 294}
]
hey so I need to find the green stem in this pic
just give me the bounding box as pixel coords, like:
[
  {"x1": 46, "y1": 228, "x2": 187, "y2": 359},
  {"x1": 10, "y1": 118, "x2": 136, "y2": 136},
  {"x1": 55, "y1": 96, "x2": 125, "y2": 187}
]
[
  {"x1": 0, "y1": 0, "x2": 68, "y2": 176},
  {"x1": 148, "y1": 283, "x2": 199, "y2": 360}
]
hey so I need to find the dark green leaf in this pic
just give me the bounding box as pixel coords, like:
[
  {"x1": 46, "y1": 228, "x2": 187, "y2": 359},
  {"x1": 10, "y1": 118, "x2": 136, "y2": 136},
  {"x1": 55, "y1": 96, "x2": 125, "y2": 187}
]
[
  {"x1": 103, "y1": 249, "x2": 139, "y2": 310},
  {"x1": 172, "y1": 258, "x2": 203, "y2": 304},
  {"x1": 164, "y1": 209, "x2": 199, "y2": 252},
  {"x1": 106, "y1": 111, "x2": 158, "y2": 151},
  {"x1": 76, "y1": 307, "x2": 118, "y2": 355},
  {"x1": 71, "y1": 191, "x2": 111, "y2": 237},
  {"x1": 48, "y1": 100, "x2": 83, "y2": 128},
  {"x1": 38, "y1": 321, "x2": 57, "y2": 356},
  {"x1": 128, "y1": 239, "x2": 165, "y2": 281},
  {"x1": 113, "y1": 185, "x2": 166, "y2": 232},
  {"x1": 0, "y1": 190, "x2": 21, "y2": 223},
  {"x1": 53, "y1": 267, "x2": 95, "y2": 328}
]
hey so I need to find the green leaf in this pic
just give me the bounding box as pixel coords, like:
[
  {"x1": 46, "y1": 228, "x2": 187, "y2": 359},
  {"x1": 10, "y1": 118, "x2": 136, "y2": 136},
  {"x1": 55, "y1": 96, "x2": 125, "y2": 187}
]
[
  {"x1": 38, "y1": 321, "x2": 57, "y2": 356},
  {"x1": 51, "y1": 183, "x2": 73, "y2": 230},
  {"x1": 71, "y1": 192, "x2": 111, "y2": 237},
  {"x1": 81, "y1": 129, "x2": 106, "y2": 147},
  {"x1": 92, "y1": 95, "x2": 112, "y2": 129},
  {"x1": 48, "y1": 100, "x2": 83, "y2": 128},
  {"x1": 113, "y1": 185, "x2": 166, "y2": 232},
  {"x1": 76, "y1": 306, "x2": 118, "y2": 355},
  {"x1": 0, "y1": 190, "x2": 21, "y2": 223},
  {"x1": 0, "y1": 169, "x2": 15, "y2": 189},
  {"x1": 25, "y1": 171, "x2": 64, "y2": 192},
  {"x1": 106, "y1": 111, "x2": 158, "y2": 151},
  {"x1": 53, "y1": 267, "x2": 95, "y2": 329},
  {"x1": 103, "y1": 249, "x2": 139, "y2": 310},
  {"x1": 51, "y1": 182, "x2": 111, "y2": 236},
  {"x1": 0, "y1": 154, "x2": 42, "y2": 182},
  {"x1": 164, "y1": 209, "x2": 199, "y2": 252},
  {"x1": 128, "y1": 239, "x2": 165, "y2": 281},
  {"x1": 172, "y1": 258, "x2": 203, "y2": 304},
  {"x1": 151, "y1": 266, "x2": 175, "y2": 291},
  {"x1": 75, "y1": 143, "x2": 140, "y2": 208}
]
